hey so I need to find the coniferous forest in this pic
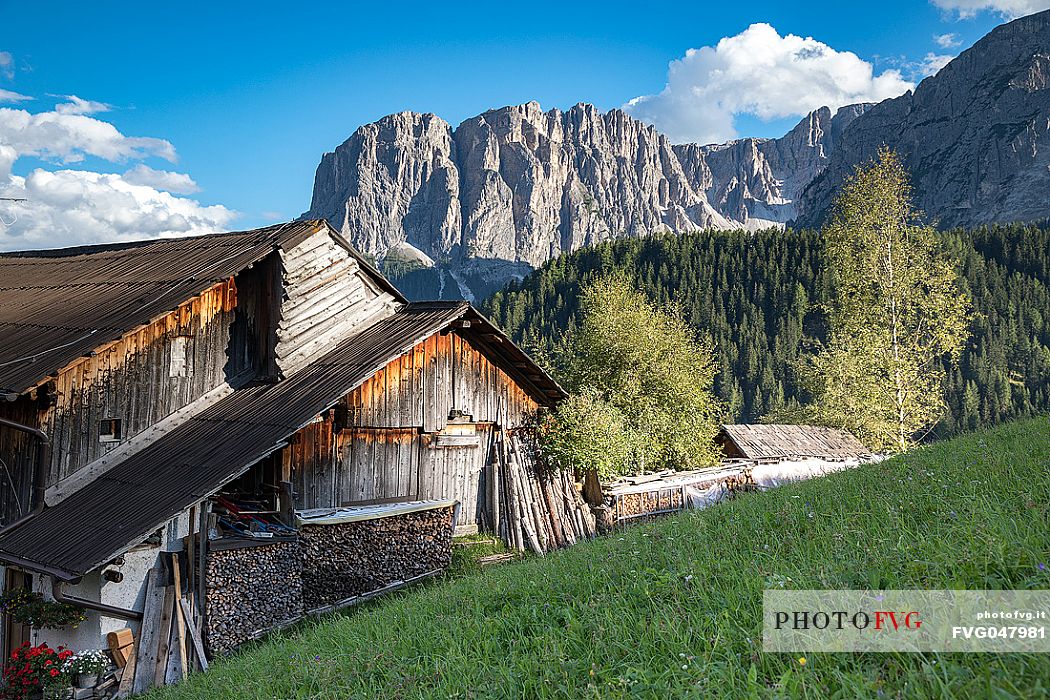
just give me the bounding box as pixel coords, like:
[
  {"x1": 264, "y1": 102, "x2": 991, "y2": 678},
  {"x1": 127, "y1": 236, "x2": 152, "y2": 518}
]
[{"x1": 481, "y1": 224, "x2": 1050, "y2": 439}]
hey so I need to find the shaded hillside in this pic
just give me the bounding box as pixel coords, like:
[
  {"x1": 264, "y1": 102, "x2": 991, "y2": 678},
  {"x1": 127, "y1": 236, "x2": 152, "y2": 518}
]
[{"x1": 481, "y1": 225, "x2": 1050, "y2": 436}]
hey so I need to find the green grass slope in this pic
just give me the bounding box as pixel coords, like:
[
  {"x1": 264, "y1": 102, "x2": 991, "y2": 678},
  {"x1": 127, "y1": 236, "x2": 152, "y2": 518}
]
[{"x1": 151, "y1": 418, "x2": 1050, "y2": 699}]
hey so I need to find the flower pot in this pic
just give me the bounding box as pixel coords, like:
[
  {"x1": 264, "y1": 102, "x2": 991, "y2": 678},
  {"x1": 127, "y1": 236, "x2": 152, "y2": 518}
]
[{"x1": 76, "y1": 671, "x2": 97, "y2": 688}]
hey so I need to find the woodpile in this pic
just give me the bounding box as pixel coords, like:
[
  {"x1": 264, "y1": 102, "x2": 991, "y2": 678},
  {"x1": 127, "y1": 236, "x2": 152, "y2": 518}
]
[
  {"x1": 722, "y1": 467, "x2": 757, "y2": 497},
  {"x1": 489, "y1": 430, "x2": 596, "y2": 554},
  {"x1": 613, "y1": 487, "x2": 685, "y2": 522},
  {"x1": 205, "y1": 541, "x2": 303, "y2": 656},
  {"x1": 299, "y1": 506, "x2": 454, "y2": 610}
]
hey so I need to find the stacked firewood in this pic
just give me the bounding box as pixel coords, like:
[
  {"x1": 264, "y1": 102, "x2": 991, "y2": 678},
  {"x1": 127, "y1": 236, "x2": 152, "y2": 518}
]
[
  {"x1": 490, "y1": 430, "x2": 597, "y2": 554},
  {"x1": 722, "y1": 467, "x2": 757, "y2": 497},
  {"x1": 615, "y1": 488, "x2": 684, "y2": 521},
  {"x1": 298, "y1": 506, "x2": 454, "y2": 609},
  {"x1": 205, "y1": 542, "x2": 303, "y2": 655}
]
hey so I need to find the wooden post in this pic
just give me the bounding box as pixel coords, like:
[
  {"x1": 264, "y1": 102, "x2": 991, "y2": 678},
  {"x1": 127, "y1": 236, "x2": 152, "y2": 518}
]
[
  {"x1": 131, "y1": 567, "x2": 166, "y2": 694},
  {"x1": 180, "y1": 598, "x2": 209, "y2": 671},
  {"x1": 186, "y1": 505, "x2": 196, "y2": 617},
  {"x1": 116, "y1": 648, "x2": 136, "y2": 699},
  {"x1": 488, "y1": 436, "x2": 500, "y2": 535},
  {"x1": 197, "y1": 503, "x2": 209, "y2": 618},
  {"x1": 153, "y1": 588, "x2": 175, "y2": 687},
  {"x1": 171, "y1": 553, "x2": 189, "y2": 680}
]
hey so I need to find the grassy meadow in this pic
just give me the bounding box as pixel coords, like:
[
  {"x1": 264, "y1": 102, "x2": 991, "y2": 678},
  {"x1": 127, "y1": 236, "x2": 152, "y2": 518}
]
[{"x1": 149, "y1": 417, "x2": 1050, "y2": 699}]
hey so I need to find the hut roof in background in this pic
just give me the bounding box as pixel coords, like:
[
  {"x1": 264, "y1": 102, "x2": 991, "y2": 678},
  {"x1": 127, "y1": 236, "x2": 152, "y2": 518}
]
[{"x1": 717, "y1": 424, "x2": 869, "y2": 461}]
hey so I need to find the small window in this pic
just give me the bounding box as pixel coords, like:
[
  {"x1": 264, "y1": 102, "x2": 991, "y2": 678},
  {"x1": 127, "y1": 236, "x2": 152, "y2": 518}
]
[{"x1": 99, "y1": 418, "x2": 123, "y2": 443}]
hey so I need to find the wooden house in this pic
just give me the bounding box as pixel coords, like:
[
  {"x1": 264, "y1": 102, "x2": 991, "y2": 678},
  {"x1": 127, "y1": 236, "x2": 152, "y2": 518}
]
[{"x1": 0, "y1": 221, "x2": 590, "y2": 686}]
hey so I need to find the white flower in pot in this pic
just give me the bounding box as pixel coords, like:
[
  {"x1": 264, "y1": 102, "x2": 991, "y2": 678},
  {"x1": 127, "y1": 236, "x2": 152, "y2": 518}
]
[{"x1": 61, "y1": 649, "x2": 109, "y2": 688}]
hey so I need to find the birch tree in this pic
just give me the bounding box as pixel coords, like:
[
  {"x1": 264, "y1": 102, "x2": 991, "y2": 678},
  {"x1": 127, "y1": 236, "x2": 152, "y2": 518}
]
[{"x1": 806, "y1": 148, "x2": 972, "y2": 452}]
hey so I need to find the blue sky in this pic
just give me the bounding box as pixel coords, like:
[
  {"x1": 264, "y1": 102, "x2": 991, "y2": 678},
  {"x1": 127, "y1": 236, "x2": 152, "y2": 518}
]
[{"x1": 0, "y1": 0, "x2": 1023, "y2": 247}]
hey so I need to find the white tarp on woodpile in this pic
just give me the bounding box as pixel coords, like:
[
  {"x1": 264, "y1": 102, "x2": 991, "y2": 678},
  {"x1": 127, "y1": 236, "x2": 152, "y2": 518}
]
[
  {"x1": 296, "y1": 499, "x2": 459, "y2": 525},
  {"x1": 606, "y1": 455, "x2": 883, "y2": 521}
]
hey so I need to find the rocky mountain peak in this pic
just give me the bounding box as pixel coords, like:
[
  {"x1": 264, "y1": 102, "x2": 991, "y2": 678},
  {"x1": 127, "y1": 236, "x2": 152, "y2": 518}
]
[
  {"x1": 302, "y1": 10, "x2": 1050, "y2": 299},
  {"x1": 794, "y1": 9, "x2": 1050, "y2": 229}
]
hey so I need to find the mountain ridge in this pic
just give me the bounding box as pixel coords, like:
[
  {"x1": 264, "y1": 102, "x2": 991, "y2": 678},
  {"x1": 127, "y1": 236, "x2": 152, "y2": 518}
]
[{"x1": 302, "y1": 9, "x2": 1050, "y2": 299}]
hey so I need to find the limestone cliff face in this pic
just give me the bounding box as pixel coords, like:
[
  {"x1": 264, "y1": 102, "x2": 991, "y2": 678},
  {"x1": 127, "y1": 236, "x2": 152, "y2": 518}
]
[
  {"x1": 304, "y1": 9, "x2": 1050, "y2": 285},
  {"x1": 674, "y1": 103, "x2": 870, "y2": 228},
  {"x1": 794, "y1": 10, "x2": 1050, "y2": 229},
  {"x1": 453, "y1": 102, "x2": 730, "y2": 267},
  {"x1": 305, "y1": 102, "x2": 734, "y2": 268},
  {"x1": 305, "y1": 111, "x2": 461, "y2": 260}
]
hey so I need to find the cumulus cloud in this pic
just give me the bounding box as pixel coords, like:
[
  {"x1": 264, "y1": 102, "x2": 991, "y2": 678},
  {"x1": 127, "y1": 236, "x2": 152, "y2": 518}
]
[
  {"x1": 0, "y1": 101, "x2": 235, "y2": 250},
  {"x1": 53, "y1": 94, "x2": 112, "y2": 115},
  {"x1": 931, "y1": 0, "x2": 1050, "y2": 18},
  {"x1": 0, "y1": 106, "x2": 176, "y2": 165},
  {"x1": 918, "y1": 53, "x2": 956, "y2": 77},
  {"x1": 0, "y1": 169, "x2": 235, "y2": 250},
  {"x1": 122, "y1": 163, "x2": 200, "y2": 194},
  {"x1": 623, "y1": 23, "x2": 914, "y2": 144},
  {"x1": 934, "y1": 32, "x2": 962, "y2": 48},
  {"x1": 0, "y1": 88, "x2": 32, "y2": 104}
]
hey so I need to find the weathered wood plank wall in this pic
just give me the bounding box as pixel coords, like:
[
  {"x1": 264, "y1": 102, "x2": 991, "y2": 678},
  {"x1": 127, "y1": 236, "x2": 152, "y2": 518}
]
[
  {"x1": 282, "y1": 331, "x2": 539, "y2": 529},
  {"x1": 0, "y1": 256, "x2": 283, "y2": 525},
  {"x1": 275, "y1": 234, "x2": 398, "y2": 376}
]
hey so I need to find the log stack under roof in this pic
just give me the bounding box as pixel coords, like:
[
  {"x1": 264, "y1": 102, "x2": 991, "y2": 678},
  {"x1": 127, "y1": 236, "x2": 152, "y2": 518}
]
[
  {"x1": 299, "y1": 505, "x2": 455, "y2": 610},
  {"x1": 205, "y1": 540, "x2": 304, "y2": 656}
]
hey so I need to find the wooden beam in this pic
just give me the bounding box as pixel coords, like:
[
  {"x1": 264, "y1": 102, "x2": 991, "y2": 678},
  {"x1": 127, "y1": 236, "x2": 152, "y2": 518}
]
[
  {"x1": 171, "y1": 553, "x2": 189, "y2": 680},
  {"x1": 131, "y1": 567, "x2": 165, "y2": 694}
]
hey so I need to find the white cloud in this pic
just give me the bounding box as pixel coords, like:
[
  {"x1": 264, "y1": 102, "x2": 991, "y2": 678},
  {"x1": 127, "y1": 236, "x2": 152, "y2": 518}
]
[
  {"x1": 0, "y1": 89, "x2": 32, "y2": 104},
  {"x1": 53, "y1": 95, "x2": 112, "y2": 115},
  {"x1": 0, "y1": 169, "x2": 235, "y2": 250},
  {"x1": 0, "y1": 101, "x2": 235, "y2": 250},
  {"x1": 623, "y1": 23, "x2": 914, "y2": 144},
  {"x1": 919, "y1": 53, "x2": 955, "y2": 77},
  {"x1": 0, "y1": 51, "x2": 12, "y2": 80},
  {"x1": 934, "y1": 32, "x2": 962, "y2": 48},
  {"x1": 0, "y1": 106, "x2": 176, "y2": 166},
  {"x1": 931, "y1": 1, "x2": 1050, "y2": 19},
  {"x1": 122, "y1": 164, "x2": 200, "y2": 194}
]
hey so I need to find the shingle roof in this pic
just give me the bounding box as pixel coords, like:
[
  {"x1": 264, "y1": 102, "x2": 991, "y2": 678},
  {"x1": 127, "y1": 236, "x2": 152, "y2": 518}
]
[
  {"x1": 0, "y1": 220, "x2": 403, "y2": 395},
  {"x1": 0, "y1": 302, "x2": 562, "y2": 580},
  {"x1": 717, "y1": 424, "x2": 870, "y2": 461}
]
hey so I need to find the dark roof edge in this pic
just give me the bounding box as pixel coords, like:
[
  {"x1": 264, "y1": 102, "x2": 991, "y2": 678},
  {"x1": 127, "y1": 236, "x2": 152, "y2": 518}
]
[{"x1": 0, "y1": 222, "x2": 295, "y2": 259}]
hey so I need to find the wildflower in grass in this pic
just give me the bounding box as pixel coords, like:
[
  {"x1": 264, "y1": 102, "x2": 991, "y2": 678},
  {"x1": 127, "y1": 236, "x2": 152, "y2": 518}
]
[
  {"x1": 798, "y1": 657, "x2": 806, "y2": 666},
  {"x1": 1039, "y1": 563, "x2": 1046, "y2": 571}
]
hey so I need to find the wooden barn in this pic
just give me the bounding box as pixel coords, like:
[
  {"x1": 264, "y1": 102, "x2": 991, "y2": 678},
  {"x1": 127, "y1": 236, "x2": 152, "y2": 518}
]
[{"x1": 0, "y1": 221, "x2": 591, "y2": 690}]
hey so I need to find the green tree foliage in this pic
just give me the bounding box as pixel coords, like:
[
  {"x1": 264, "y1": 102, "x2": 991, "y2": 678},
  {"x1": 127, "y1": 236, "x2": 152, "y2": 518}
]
[
  {"x1": 536, "y1": 389, "x2": 645, "y2": 480},
  {"x1": 540, "y1": 275, "x2": 724, "y2": 476},
  {"x1": 803, "y1": 149, "x2": 972, "y2": 451},
  {"x1": 482, "y1": 225, "x2": 1050, "y2": 443}
]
